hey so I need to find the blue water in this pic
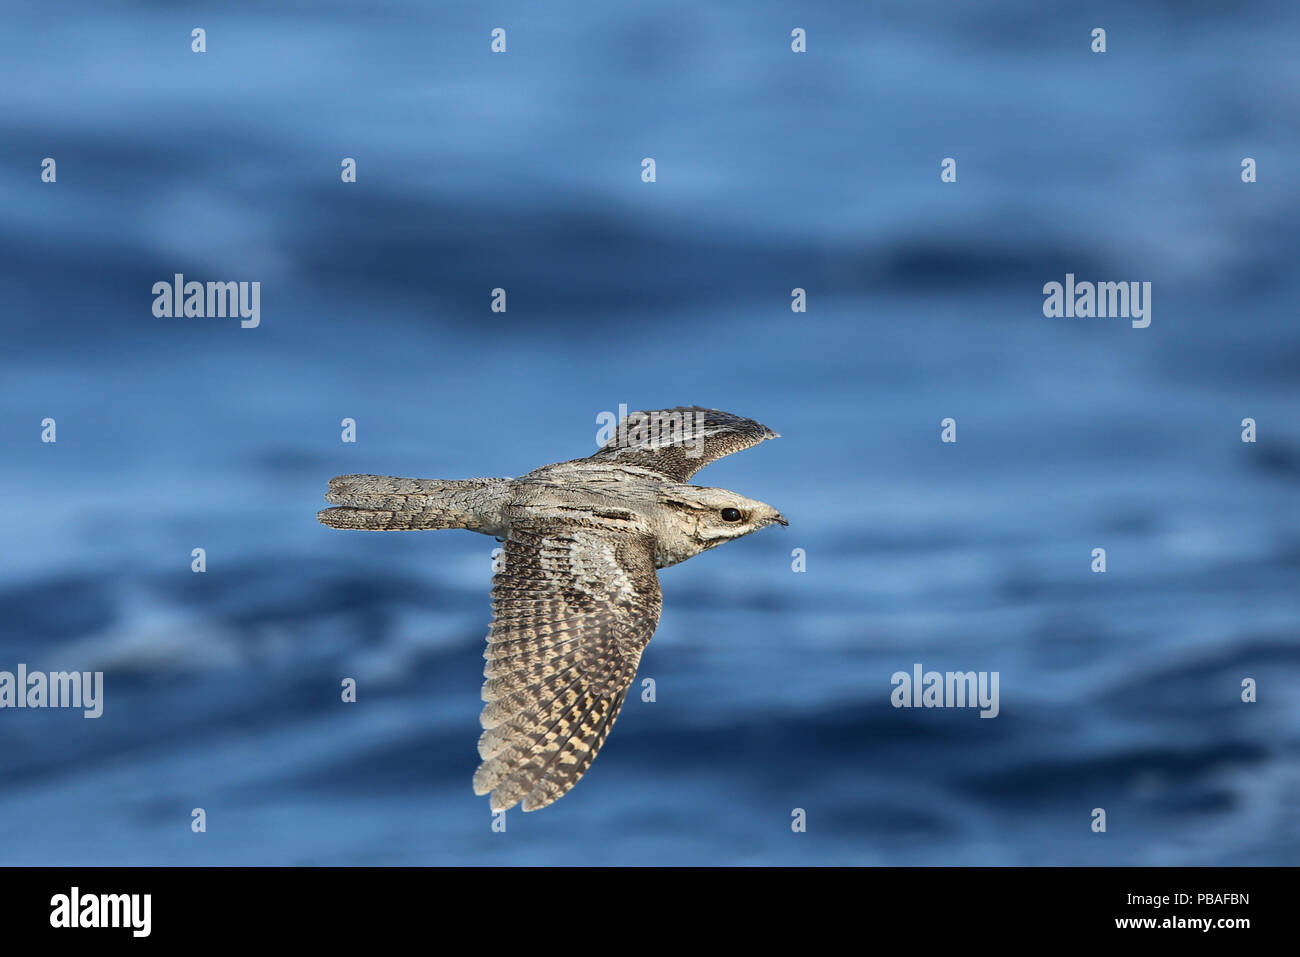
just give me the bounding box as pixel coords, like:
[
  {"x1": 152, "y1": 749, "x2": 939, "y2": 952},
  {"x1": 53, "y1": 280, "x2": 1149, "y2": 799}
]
[{"x1": 1, "y1": 0, "x2": 1297, "y2": 864}]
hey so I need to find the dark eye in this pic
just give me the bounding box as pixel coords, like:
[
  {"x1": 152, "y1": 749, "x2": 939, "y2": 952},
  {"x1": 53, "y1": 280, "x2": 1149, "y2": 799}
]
[{"x1": 720, "y1": 508, "x2": 743, "y2": 522}]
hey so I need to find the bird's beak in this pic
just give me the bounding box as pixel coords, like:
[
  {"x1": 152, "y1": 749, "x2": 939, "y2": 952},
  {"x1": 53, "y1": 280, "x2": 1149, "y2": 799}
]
[{"x1": 767, "y1": 511, "x2": 788, "y2": 527}]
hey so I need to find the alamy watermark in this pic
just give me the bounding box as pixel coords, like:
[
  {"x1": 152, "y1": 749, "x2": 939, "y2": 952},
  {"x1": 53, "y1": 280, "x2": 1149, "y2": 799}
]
[
  {"x1": 1042, "y1": 273, "x2": 1151, "y2": 328},
  {"x1": 595, "y1": 404, "x2": 706, "y2": 458},
  {"x1": 0, "y1": 664, "x2": 103, "y2": 718},
  {"x1": 891, "y1": 663, "x2": 999, "y2": 718},
  {"x1": 50, "y1": 887, "x2": 150, "y2": 937},
  {"x1": 152, "y1": 274, "x2": 260, "y2": 328}
]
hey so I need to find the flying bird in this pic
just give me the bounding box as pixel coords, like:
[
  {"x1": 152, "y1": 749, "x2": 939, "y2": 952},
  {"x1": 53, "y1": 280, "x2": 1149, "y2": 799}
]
[{"x1": 317, "y1": 407, "x2": 785, "y2": 811}]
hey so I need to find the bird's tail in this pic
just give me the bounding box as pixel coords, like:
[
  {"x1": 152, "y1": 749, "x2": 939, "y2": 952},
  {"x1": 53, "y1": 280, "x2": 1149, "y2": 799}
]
[{"x1": 317, "y1": 474, "x2": 508, "y2": 532}]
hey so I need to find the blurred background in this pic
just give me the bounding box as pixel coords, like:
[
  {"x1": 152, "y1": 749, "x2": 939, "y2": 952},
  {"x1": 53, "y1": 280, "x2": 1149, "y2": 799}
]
[{"x1": 0, "y1": 0, "x2": 1297, "y2": 864}]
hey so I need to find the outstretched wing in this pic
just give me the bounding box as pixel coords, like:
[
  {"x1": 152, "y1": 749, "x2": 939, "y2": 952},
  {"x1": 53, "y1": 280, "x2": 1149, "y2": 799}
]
[
  {"x1": 584, "y1": 406, "x2": 779, "y2": 482},
  {"x1": 474, "y1": 522, "x2": 662, "y2": 811}
]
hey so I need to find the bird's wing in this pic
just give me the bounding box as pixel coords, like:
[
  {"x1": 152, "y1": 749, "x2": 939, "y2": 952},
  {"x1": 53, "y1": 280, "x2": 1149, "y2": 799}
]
[
  {"x1": 583, "y1": 406, "x2": 779, "y2": 482},
  {"x1": 474, "y1": 522, "x2": 662, "y2": 811}
]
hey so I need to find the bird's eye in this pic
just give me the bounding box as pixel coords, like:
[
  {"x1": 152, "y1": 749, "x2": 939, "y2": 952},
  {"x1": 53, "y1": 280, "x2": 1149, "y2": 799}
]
[{"x1": 720, "y1": 508, "x2": 743, "y2": 522}]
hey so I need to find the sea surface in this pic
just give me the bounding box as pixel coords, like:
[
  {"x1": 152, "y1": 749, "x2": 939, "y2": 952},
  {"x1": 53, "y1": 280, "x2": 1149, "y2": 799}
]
[{"x1": 0, "y1": 0, "x2": 1297, "y2": 864}]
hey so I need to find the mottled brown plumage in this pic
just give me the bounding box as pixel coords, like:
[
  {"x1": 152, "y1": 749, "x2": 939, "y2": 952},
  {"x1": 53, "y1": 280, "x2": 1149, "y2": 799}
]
[{"x1": 318, "y1": 407, "x2": 785, "y2": 811}]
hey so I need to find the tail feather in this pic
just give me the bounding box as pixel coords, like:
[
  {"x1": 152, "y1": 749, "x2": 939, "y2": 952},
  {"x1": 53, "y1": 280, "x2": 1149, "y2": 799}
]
[
  {"x1": 317, "y1": 506, "x2": 462, "y2": 530},
  {"x1": 318, "y1": 474, "x2": 508, "y2": 532}
]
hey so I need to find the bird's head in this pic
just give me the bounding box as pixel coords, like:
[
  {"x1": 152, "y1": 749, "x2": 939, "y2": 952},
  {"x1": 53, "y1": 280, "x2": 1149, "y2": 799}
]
[{"x1": 653, "y1": 485, "x2": 787, "y2": 567}]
